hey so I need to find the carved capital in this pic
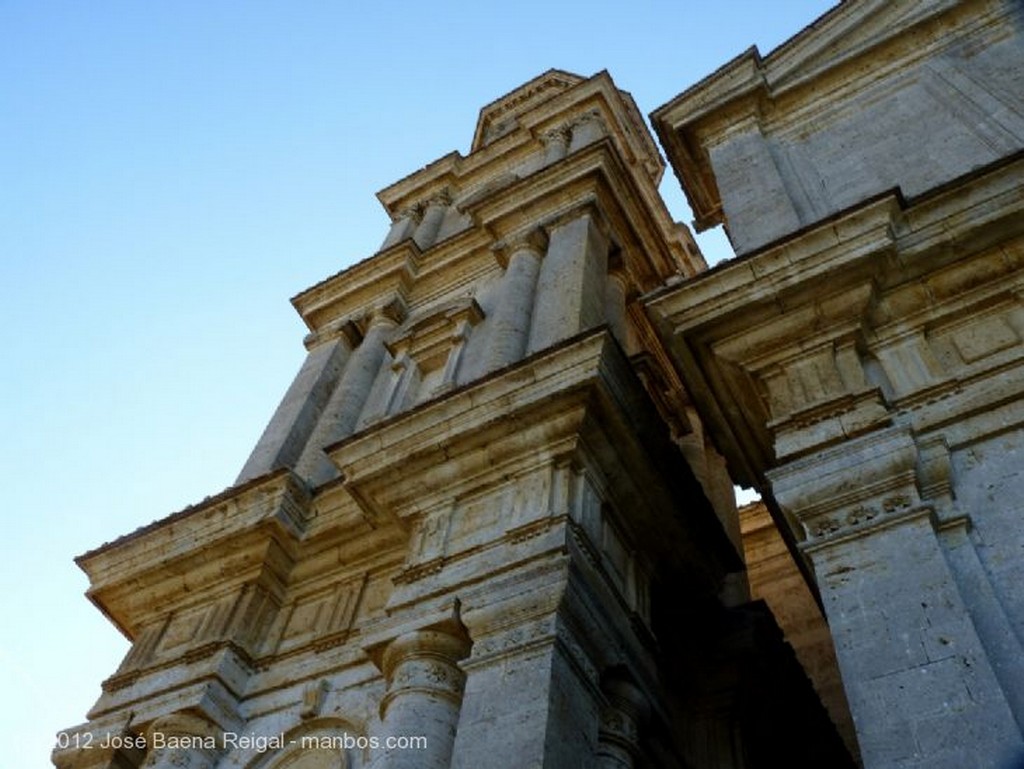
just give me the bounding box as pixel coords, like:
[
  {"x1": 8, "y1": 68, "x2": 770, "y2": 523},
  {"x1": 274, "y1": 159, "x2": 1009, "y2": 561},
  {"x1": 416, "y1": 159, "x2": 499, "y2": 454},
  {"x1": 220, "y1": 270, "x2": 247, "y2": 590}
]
[
  {"x1": 141, "y1": 713, "x2": 222, "y2": 769},
  {"x1": 395, "y1": 205, "x2": 423, "y2": 225},
  {"x1": 769, "y1": 426, "x2": 923, "y2": 545},
  {"x1": 422, "y1": 188, "x2": 452, "y2": 209},
  {"x1": 373, "y1": 614, "x2": 473, "y2": 719},
  {"x1": 540, "y1": 124, "x2": 570, "y2": 145},
  {"x1": 570, "y1": 107, "x2": 606, "y2": 132},
  {"x1": 365, "y1": 295, "x2": 408, "y2": 329},
  {"x1": 491, "y1": 228, "x2": 548, "y2": 267},
  {"x1": 305, "y1": 317, "x2": 363, "y2": 350}
]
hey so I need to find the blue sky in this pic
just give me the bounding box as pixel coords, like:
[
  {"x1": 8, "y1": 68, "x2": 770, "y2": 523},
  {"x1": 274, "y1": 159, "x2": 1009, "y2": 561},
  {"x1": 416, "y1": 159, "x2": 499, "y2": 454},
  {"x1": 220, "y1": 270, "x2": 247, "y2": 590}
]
[{"x1": 1, "y1": 1, "x2": 834, "y2": 763}]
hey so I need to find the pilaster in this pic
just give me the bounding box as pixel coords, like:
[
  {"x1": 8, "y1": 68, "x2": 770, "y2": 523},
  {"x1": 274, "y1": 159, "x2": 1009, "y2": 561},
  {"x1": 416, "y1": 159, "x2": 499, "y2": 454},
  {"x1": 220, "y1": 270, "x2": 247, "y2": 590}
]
[{"x1": 528, "y1": 208, "x2": 610, "y2": 354}]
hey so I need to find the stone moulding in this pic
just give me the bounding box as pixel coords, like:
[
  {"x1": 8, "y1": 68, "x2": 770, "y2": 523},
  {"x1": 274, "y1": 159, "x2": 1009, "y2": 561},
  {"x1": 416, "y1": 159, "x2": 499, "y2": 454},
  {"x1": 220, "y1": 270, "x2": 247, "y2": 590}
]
[
  {"x1": 77, "y1": 471, "x2": 312, "y2": 639},
  {"x1": 646, "y1": 153, "x2": 1024, "y2": 489}
]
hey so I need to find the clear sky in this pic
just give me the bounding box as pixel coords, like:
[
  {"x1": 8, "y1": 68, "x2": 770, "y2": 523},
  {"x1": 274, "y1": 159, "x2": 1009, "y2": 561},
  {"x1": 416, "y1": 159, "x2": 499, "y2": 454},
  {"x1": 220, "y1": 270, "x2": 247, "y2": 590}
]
[{"x1": 1, "y1": 1, "x2": 834, "y2": 764}]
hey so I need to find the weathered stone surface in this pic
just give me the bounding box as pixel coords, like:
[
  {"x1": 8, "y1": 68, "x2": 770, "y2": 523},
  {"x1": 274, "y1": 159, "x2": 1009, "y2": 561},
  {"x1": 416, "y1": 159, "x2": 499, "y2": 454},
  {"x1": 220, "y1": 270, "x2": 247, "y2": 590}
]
[
  {"x1": 653, "y1": 0, "x2": 1024, "y2": 255},
  {"x1": 652, "y1": 1, "x2": 1024, "y2": 766},
  {"x1": 61, "y1": 68, "x2": 856, "y2": 769}
]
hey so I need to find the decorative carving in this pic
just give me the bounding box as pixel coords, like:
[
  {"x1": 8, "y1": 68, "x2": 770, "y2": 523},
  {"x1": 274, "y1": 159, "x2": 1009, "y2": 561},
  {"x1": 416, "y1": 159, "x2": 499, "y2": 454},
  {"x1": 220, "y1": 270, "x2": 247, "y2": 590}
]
[
  {"x1": 846, "y1": 505, "x2": 879, "y2": 527},
  {"x1": 491, "y1": 228, "x2": 549, "y2": 268},
  {"x1": 300, "y1": 680, "x2": 329, "y2": 720},
  {"x1": 469, "y1": 616, "x2": 557, "y2": 663},
  {"x1": 882, "y1": 494, "x2": 911, "y2": 513},
  {"x1": 395, "y1": 205, "x2": 423, "y2": 225},
  {"x1": 422, "y1": 189, "x2": 452, "y2": 210},
  {"x1": 540, "y1": 125, "x2": 570, "y2": 146},
  {"x1": 810, "y1": 517, "x2": 843, "y2": 538},
  {"x1": 141, "y1": 713, "x2": 221, "y2": 769}
]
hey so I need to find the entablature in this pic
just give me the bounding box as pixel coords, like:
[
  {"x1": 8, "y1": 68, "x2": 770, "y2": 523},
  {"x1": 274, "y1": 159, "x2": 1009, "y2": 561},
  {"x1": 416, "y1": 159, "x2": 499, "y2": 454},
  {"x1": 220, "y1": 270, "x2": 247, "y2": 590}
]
[
  {"x1": 647, "y1": 154, "x2": 1024, "y2": 488},
  {"x1": 652, "y1": 0, "x2": 1023, "y2": 250},
  {"x1": 77, "y1": 470, "x2": 312, "y2": 638}
]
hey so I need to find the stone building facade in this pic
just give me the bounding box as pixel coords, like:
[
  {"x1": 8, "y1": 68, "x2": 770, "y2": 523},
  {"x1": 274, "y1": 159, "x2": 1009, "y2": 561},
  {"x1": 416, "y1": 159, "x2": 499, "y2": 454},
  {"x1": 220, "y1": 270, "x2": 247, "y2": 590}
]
[
  {"x1": 55, "y1": 1, "x2": 1024, "y2": 768},
  {"x1": 651, "y1": 0, "x2": 1024, "y2": 767},
  {"x1": 54, "y1": 69, "x2": 850, "y2": 769}
]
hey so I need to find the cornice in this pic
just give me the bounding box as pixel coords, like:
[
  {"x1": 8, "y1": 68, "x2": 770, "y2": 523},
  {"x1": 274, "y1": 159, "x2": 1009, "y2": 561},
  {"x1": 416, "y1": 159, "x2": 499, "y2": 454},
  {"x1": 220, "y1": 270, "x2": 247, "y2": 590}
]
[
  {"x1": 650, "y1": 0, "x2": 1007, "y2": 230},
  {"x1": 77, "y1": 471, "x2": 312, "y2": 636},
  {"x1": 377, "y1": 72, "x2": 666, "y2": 218},
  {"x1": 645, "y1": 153, "x2": 1024, "y2": 488}
]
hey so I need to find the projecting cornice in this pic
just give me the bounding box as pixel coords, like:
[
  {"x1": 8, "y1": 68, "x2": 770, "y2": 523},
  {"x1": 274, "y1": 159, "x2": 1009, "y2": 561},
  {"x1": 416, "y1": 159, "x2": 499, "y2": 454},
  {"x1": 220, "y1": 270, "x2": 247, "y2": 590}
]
[
  {"x1": 651, "y1": 0, "x2": 1012, "y2": 238},
  {"x1": 645, "y1": 153, "x2": 1024, "y2": 488},
  {"x1": 77, "y1": 470, "x2": 312, "y2": 637}
]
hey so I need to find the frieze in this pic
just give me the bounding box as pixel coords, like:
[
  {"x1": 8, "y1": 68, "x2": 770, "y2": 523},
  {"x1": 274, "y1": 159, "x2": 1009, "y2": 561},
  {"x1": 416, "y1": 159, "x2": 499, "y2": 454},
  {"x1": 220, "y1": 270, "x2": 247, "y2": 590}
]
[
  {"x1": 465, "y1": 615, "x2": 558, "y2": 667},
  {"x1": 804, "y1": 495, "x2": 923, "y2": 544}
]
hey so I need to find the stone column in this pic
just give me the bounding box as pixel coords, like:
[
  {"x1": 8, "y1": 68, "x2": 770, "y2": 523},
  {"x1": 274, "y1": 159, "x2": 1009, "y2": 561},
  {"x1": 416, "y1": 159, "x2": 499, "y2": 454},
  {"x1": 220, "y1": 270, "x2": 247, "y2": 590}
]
[
  {"x1": 568, "y1": 109, "x2": 607, "y2": 153},
  {"x1": 374, "y1": 627, "x2": 472, "y2": 769},
  {"x1": 596, "y1": 678, "x2": 647, "y2": 769},
  {"x1": 141, "y1": 714, "x2": 221, "y2": 769},
  {"x1": 528, "y1": 209, "x2": 609, "y2": 354},
  {"x1": 541, "y1": 126, "x2": 569, "y2": 165},
  {"x1": 381, "y1": 207, "x2": 423, "y2": 251},
  {"x1": 236, "y1": 321, "x2": 357, "y2": 484},
  {"x1": 413, "y1": 192, "x2": 450, "y2": 250},
  {"x1": 296, "y1": 302, "x2": 404, "y2": 485},
  {"x1": 484, "y1": 230, "x2": 547, "y2": 372}
]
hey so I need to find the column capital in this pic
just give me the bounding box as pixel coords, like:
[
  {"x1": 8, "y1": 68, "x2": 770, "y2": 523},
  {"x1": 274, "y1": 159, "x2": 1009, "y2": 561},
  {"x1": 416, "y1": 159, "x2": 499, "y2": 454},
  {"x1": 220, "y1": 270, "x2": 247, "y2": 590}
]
[
  {"x1": 140, "y1": 712, "x2": 222, "y2": 769},
  {"x1": 303, "y1": 317, "x2": 363, "y2": 350},
  {"x1": 382, "y1": 627, "x2": 473, "y2": 680},
  {"x1": 491, "y1": 228, "x2": 548, "y2": 268},
  {"x1": 570, "y1": 107, "x2": 606, "y2": 132},
  {"x1": 421, "y1": 188, "x2": 452, "y2": 209},
  {"x1": 568, "y1": 108, "x2": 608, "y2": 152},
  {"x1": 394, "y1": 205, "x2": 424, "y2": 225},
  {"x1": 768, "y1": 426, "x2": 923, "y2": 547},
  {"x1": 541, "y1": 202, "x2": 613, "y2": 242},
  {"x1": 364, "y1": 295, "x2": 408, "y2": 329},
  {"x1": 540, "y1": 124, "x2": 570, "y2": 145}
]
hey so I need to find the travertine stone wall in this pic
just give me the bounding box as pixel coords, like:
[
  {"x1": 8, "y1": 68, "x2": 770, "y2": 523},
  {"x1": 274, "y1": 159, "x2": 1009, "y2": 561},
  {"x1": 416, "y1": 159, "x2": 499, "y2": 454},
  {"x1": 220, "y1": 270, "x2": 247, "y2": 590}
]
[
  {"x1": 61, "y1": 69, "x2": 844, "y2": 769},
  {"x1": 651, "y1": 2, "x2": 1024, "y2": 766},
  {"x1": 654, "y1": 0, "x2": 1024, "y2": 255}
]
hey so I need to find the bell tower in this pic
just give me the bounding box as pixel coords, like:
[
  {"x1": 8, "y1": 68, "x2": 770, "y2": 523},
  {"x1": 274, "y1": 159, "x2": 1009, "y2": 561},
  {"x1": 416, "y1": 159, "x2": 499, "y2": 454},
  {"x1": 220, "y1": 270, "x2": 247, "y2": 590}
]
[{"x1": 56, "y1": 70, "x2": 851, "y2": 769}]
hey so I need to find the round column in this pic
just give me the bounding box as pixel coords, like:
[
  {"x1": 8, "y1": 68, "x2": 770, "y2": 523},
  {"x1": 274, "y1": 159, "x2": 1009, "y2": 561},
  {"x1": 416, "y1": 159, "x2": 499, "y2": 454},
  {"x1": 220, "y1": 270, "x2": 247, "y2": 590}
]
[
  {"x1": 413, "y1": 192, "x2": 450, "y2": 250},
  {"x1": 484, "y1": 232, "x2": 546, "y2": 371},
  {"x1": 381, "y1": 206, "x2": 422, "y2": 250},
  {"x1": 596, "y1": 678, "x2": 647, "y2": 769},
  {"x1": 297, "y1": 304, "x2": 402, "y2": 485},
  {"x1": 142, "y1": 714, "x2": 221, "y2": 769},
  {"x1": 375, "y1": 628, "x2": 472, "y2": 769},
  {"x1": 541, "y1": 126, "x2": 569, "y2": 165}
]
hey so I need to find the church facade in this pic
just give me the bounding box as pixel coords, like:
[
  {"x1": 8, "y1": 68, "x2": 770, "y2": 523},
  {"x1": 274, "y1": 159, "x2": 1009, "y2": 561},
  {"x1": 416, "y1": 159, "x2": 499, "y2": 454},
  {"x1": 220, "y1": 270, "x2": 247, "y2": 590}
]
[{"x1": 55, "y1": 2, "x2": 1024, "y2": 768}]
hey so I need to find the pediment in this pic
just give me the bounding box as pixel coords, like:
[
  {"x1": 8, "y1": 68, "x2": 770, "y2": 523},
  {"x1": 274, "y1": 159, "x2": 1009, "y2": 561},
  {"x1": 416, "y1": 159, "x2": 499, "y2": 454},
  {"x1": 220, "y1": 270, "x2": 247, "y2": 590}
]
[{"x1": 472, "y1": 69, "x2": 585, "y2": 151}]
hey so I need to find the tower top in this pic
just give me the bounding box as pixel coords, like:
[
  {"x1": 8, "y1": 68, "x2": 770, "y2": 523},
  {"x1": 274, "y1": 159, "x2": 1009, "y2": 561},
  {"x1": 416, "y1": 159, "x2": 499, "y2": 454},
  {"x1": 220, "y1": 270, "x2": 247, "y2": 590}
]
[{"x1": 472, "y1": 69, "x2": 585, "y2": 150}]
